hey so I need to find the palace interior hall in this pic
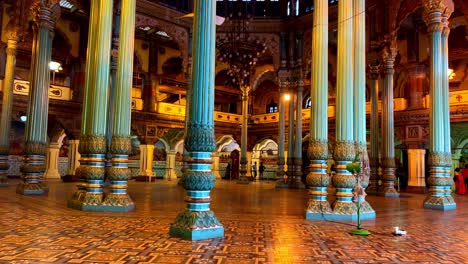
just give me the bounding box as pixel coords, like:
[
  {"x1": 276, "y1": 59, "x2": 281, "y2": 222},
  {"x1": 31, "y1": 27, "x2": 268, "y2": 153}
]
[{"x1": 0, "y1": 0, "x2": 468, "y2": 263}]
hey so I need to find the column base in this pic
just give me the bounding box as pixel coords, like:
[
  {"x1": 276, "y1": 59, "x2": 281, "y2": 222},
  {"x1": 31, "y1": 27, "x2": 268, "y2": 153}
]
[
  {"x1": 169, "y1": 210, "x2": 224, "y2": 240},
  {"x1": 305, "y1": 200, "x2": 332, "y2": 220},
  {"x1": 0, "y1": 183, "x2": 9, "y2": 187},
  {"x1": 423, "y1": 196, "x2": 456, "y2": 210},
  {"x1": 68, "y1": 192, "x2": 104, "y2": 210},
  {"x1": 102, "y1": 194, "x2": 136, "y2": 212},
  {"x1": 381, "y1": 187, "x2": 400, "y2": 197},
  {"x1": 16, "y1": 182, "x2": 48, "y2": 195}
]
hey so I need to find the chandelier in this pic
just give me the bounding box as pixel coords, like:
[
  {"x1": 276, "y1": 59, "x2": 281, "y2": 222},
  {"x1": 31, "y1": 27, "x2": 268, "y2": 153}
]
[{"x1": 217, "y1": 9, "x2": 266, "y2": 88}]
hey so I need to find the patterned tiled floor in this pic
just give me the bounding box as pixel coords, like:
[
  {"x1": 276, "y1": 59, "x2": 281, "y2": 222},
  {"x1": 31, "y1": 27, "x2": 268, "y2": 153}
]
[{"x1": 1, "y1": 179, "x2": 468, "y2": 263}]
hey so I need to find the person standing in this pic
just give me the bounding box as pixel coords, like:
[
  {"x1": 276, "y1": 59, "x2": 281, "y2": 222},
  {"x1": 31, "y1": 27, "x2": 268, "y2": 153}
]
[
  {"x1": 462, "y1": 164, "x2": 468, "y2": 191},
  {"x1": 259, "y1": 162, "x2": 265, "y2": 180},
  {"x1": 454, "y1": 168, "x2": 466, "y2": 195},
  {"x1": 251, "y1": 162, "x2": 257, "y2": 180}
]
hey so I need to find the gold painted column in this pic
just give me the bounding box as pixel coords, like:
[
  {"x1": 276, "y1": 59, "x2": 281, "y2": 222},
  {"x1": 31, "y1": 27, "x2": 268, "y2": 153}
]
[
  {"x1": 0, "y1": 35, "x2": 19, "y2": 186},
  {"x1": 380, "y1": 45, "x2": 399, "y2": 197}
]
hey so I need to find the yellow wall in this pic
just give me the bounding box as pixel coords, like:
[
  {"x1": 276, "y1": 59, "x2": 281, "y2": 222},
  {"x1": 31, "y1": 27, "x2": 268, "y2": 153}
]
[{"x1": 134, "y1": 39, "x2": 149, "y2": 72}]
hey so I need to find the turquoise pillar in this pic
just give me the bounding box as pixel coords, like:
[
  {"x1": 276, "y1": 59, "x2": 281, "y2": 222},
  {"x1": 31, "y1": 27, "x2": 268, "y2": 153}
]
[
  {"x1": 353, "y1": 0, "x2": 375, "y2": 219},
  {"x1": 69, "y1": 0, "x2": 113, "y2": 209},
  {"x1": 276, "y1": 79, "x2": 287, "y2": 185},
  {"x1": 238, "y1": 86, "x2": 250, "y2": 184},
  {"x1": 102, "y1": 0, "x2": 136, "y2": 211},
  {"x1": 423, "y1": 4, "x2": 455, "y2": 210},
  {"x1": 107, "y1": 4, "x2": 121, "y2": 149},
  {"x1": 367, "y1": 65, "x2": 380, "y2": 194},
  {"x1": 331, "y1": 0, "x2": 357, "y2": 220},
  {"x1": 0, "y1": 36, "x2": 18, "y2": 186},
  {"x1": 381, "y1": 46, "x2": 399, "y2": 197},
  {"x1": 170, "y1": 0, "x2": 224, "y2": 240},
  {"x1": 305, "y1": 0, "x2": 331, "y2": 220},
  {"x1": 17, "y1": 3, "x2": 60, "y2": 195}
]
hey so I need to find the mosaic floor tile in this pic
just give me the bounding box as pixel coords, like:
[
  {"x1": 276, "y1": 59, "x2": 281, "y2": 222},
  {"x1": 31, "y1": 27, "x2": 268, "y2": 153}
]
[{"x1": 1, "y1": 180, "x2": 468, "y2": 263}]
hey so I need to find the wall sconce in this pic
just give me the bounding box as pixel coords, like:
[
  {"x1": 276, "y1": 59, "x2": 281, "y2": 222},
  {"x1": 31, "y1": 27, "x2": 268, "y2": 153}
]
[{"x1": 284, "y1": 93, "x2": 291, "y2": 101}]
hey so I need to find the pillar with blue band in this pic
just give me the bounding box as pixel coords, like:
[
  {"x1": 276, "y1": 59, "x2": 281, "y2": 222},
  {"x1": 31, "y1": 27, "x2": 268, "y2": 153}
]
[
  {"x1": 170, "y1": 0, "x2": 224, "y2": 241},
  {"x1": 17, "y1": 2, "x2": 60, "y2": 195},
  {"x1": 68, "y1": 0, "x2": 112, "y2": 210},
  {"x1": 423, "y1": 3, "x2": 455, "y2": 210},
  {"x1": 101, "y1": 0, "x2": 136, "y2": 212},
  {"x1": 305, "y1": 0, "x2": 332, "y2": 220}
]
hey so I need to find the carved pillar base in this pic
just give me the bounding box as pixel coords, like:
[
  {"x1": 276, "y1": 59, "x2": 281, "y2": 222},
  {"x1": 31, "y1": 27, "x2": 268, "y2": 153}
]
[
  {"x1": 381, "y1": 167, "x2": 400, "y2": 197},
  {"x1": 276, "y1": 160, "x2": 288, "y2": 188},
  {"x1": 237, "y1": 157, "x2": 250, "y2": 184},
  {"x1": 424, "y1": 152, "x2": 455, "y2": 210},
  {"x1": 170, "y1": 153, "x2": 224, "y2": 240},
  {"x1": 289, "y1": 158, "x2": 305, "y2": 189},
  {"x1": 17, "y1": 153, "x2": 48, "y2": 195},
  {"x1": 305, "y1": 160, "x2": 332, "y2": 219}
]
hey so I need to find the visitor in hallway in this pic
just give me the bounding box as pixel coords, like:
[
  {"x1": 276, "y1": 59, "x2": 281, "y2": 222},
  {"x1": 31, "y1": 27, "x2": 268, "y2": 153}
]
[
  {"x1": 251, "y1": 162, "x2": 257, "y2": 180},
  {"x1": 454, "y1": 168, "x2": 466, "y2": 195},
  {"x1": 462, "y1": 164, "x2": 468, "y2": 191},
  {"x1": 259, "y1": 162, "x2": 265, "y2": 180}
]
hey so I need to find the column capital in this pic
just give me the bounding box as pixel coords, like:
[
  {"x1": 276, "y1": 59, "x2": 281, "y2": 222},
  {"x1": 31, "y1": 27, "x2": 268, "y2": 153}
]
[
  {"x1": 368, "y1": 65, "x2": 380, "y2": 80},
  {"x1": 441, "y1": 16, "x2": 450, "y2": 37},
  {"x1": 31, "y1": 1, "x2": 61, "y2": 32},
  {"x1": 381, "y1": 46, "x2": 397, "y2": 74},
  {"x1": 5, "y1": 39, "x2": 18, "y2": 56}
]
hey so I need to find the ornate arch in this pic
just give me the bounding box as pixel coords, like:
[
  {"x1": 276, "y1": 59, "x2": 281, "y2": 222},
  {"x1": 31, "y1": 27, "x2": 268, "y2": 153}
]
[{"x1": 251, "y1": 68, "x2": 276, "y2": 92}]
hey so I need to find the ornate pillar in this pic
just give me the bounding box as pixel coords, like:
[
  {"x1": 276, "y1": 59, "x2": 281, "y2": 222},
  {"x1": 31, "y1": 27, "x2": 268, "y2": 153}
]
[
  {"x1": 68, "y1": 0, "x2": 113, "y2": 208},
  {"x1": 331, "y1": 0, "x2": 357, "y2": 219},
  {"x1": 170, "y1": 0, "x2": 224, "y2": 240},
  {"x1": 102, "y1": 0, "x2": 136, "y2": 211},
  {"x1": 166, "y1": 150, "x2": 177, "y2": 180},
  {"x1": 305, "y1": 0, "x2": 331, "y2": 220},
  {"x1": 64, "y1": 139, "x2": 80, "y2": 181},
  {"x1": 138, "y1": 144, "x2": 155, "y2": 180},
  {"x1": 287, "y1": 86, "x2": 295, "y2": 181},
  {"x1": 380, "y1": 45, "x2": 399, "y2": 197},
  {"x1": 238, "y1": 86, "x2": 250, "y2": 184},
  {"x1": 367, "y1": 65, "x2": 380, "y2": 194},
  {"x1": 407, "y1": 149, "x2": 426, "y2": 193},
  {"x1": 17, "y1": 2, "x2": 60, "y2": 195},
  {"x1": 0, "y1": 34, "x2": 19, "y2": 186},
  {"x1": 423, "y1": 3, "x2": 455, "y2": 210},
  {"x1": 106, "y1": 3, "x2": 121, "y2": 148},
  {"x1": 292, "y1": 81, "x2": 305, "y2": 188},
  {"x1": 353, "y1": 0, "x2": 375, "y2": 218},
  {"x1": 276, "y1": 78, "x2": 287, "y2": 186},
  {"x1": 44, "y1": 143, "x2": 61, "y2": 179}
]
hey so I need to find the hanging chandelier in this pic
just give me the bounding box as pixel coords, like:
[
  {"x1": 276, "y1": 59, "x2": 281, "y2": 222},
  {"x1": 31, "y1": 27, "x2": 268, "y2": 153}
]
[{"x1": 217, "y1": 7, "x2": 266, "y2": 88}]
